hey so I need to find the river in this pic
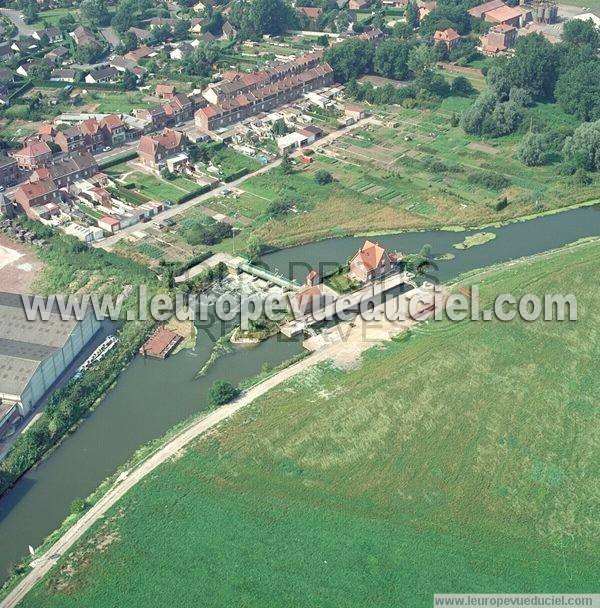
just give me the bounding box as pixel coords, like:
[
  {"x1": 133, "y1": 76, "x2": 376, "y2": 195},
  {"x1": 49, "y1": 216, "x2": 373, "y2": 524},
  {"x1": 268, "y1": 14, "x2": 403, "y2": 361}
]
[{"x1": 1, "y1": 203, "x2": 599, "y2": 582}]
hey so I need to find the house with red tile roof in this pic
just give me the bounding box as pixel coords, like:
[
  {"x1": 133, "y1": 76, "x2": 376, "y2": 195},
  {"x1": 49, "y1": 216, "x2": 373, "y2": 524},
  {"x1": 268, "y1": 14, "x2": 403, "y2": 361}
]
[
  {"x1": 349, "y1": 240, "x2": 394, "y2": 283},
  {"x1": 14, "y1": 179, "x2": 60, "y2": 215},
  {"x1": 434, "y1": 28, "x2": 461, "y2": 49},
  {"x1": 10, "y1": 138, "x2": 53, "y2": 170},
  {"x1": 484, "y1": 4, "x2": 522, "y2": 26},
  {"x1": 481, "y1": 23, "x2": 517, "y2": 53},
  {"x1": 296, "y1": 6, "x2": 323, "y2": 20},
  {"x1": 99, "y1": 115, "x2": 127, "y2": 146},
  {"x1": 138, "y1": 129, "x2": 186, "y2": 169},
  {"x1": 79, "y1": 118, "x2": 104, "y2": 151},
  {"x1": 156, "y1": 84, "x2": 177, "y2": 99}
]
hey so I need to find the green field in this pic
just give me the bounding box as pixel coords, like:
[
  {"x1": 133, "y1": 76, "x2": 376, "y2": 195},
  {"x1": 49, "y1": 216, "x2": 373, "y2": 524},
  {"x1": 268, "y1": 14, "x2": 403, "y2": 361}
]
[
  {"x1": 86, "y1": 91, "x2": 151, "y2": 114},
  {"x1": 120, "y1": 171, "x2": 203, "y2": 203},
  {"x1": 20, "y1": 241, "x2": 600, "y2": 607},
  {"x1": 234, "y1": 98, "x2": 600, "y2": 248}
]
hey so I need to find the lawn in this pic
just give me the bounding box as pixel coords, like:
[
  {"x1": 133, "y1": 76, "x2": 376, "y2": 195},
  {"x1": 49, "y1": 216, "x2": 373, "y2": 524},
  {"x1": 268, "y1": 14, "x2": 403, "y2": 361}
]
[
  {"x1": 30, "y1": 8, "x2": 75, "y2": 27},
  {"x1": 204, "y1": 143, "x2": 262, "y2": 181},
  {"x1": 20, "y1": 240, "x2": 600, "y2": 607},
  {"x1": 86, "y1": 91, "x2": 152, "y2": 114},
  {"x1": 122, "y1": 172, "x2": 203, "y2": 203}
]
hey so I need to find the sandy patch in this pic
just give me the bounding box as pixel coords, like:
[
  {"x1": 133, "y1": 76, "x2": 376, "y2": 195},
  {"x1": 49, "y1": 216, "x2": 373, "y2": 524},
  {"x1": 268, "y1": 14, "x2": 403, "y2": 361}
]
[
  {"x1": 0, "y1": 244, "x2": 23, "y2": 270},
  {"x1": 0, "y1": 234, "x2": 43, "y2": 293}
]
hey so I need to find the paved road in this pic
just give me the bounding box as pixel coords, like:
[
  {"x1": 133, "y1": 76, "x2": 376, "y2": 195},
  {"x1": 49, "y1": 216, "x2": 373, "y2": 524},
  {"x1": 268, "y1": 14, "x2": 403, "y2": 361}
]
[
  {"x1": 0, "y1": 344, "x2": 338, "y2": 608},
  {"x1": 96, "y1": 116, "x2": 377, "y2": 251},
  {"x1": 0, "y1": 8, "x2": 33, "y2": 36}
]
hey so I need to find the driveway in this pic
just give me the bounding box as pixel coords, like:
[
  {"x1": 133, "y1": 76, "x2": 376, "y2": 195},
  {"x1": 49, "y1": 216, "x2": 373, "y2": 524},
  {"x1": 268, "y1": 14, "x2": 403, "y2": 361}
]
[{"x1": 0, "y1": 8, "x2": 33, "y2": 36}]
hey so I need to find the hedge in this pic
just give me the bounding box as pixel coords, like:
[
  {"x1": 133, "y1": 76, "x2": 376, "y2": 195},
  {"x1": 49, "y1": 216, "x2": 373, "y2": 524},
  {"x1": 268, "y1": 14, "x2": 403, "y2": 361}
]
[
  {"x1": 222, "y1": 167, "x2": 249, "y2": 183},
  {"x1": 99, "y1": 150, "x2": 138, "y2": 169}
]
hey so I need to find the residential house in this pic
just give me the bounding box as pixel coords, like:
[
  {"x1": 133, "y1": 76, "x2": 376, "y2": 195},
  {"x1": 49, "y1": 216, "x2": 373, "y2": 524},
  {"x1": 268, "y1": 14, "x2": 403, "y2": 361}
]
[
  {"x1": 0, "y1": 43, "x2": 14, "y2": 62},
  {"x1": 124, "y1": 45, "x2": 154, "y2": 64},
  {"x1": 38, "y1": 123, "x2": 56, "y2": 140},
  {"x1": 50, "y1": 68, "x2": 76, "y2": 82},
  {"x1": 98, "y1": 215, "x2": 121, "y2": 233},
  {"x1": 80, "y1": 118, "x2": 104, "y2": 151},
  {"x1": 30, "y1": 152, "x2": 98, "y2": 188},
  {"x1": 11, "y1": 138, "x2": 53, "y2": 170},
  {"x1": 134, "y1": 105, "x2": 168, "y2": 131},
  {"x1": 349, "y1": 0, "x2": 370, "y2": 8},
  {"x1": 193, "y1": 0, "x2": 214, "y2": 11},
  {"x1": 14, "y1": 179, "x2": 60, "y2": 215},
  {"x1": 45, "y1": 45, "x2": 70, "y2": 63},
  {"x1": 190, "y1": 17, "x2": 208, "y2": 34},
  {"x1": 0, "y1": 156, "x2": 19, "y2": 188},
  {"x1": 358, "y1": 28, "x2": 385, "y2": 44},
  {"x1": 0, "y1": 69, "x2": 14, "y2": 85},
  {"x1": 222, "y1": 21, "x2": 238, "y2": 40},
  {"x1": 349, "y1": 240, "x2": 394, "y2": 282},
  {"x1": 128, "y1": 27, "x2": 152, "y2": 42},
  {"x1": 32, "y1": 27, "x2": 62, "y2": 43},
  {"x1": 156, "y1": 83, "x2": 177, "y2": 99},
  {"x1": 195, "y1": 62, "x2": 334, "y2": 131},
  {"x1": 100, "y1": 114, "x2": 127, "y2": 146},
  {"x1": 468, "y1": 0, "x2": 504, "y2": 19},
  {"x1": 170, "y1": 42, "x2": 195, "y2": 61},
  {"x1": 54, "y1": 126, "x2": 86, "y2": 153},
  {"x1": 434, "y1": 27, "x2": 461, "y2": 49},
  {"x1": 482, "y1": 4, "x2": 523, "y2": 27},
  {"x1": 0, "y1": 192, "x2": 15, "y2": 218},
  {"x1": 277, "y1": 132, "x2": 309, "y2": 154},
  {"x1": 148, "y1": 17, "x2": 177, "y2": 30},
  {"x1": 71, "y1": 26, "x2": 98, "y2": 47},
  {"x1": 85, "y1": 66, "x2": 119, "y2": 84},
  {"x1": 11, "y1": 38, "x2": 39, "y2": 54},
  {"x1": 138, "y1": 128, "x2": 186, "y2": 168},
  {"x1": 418, "y1": 0, "x2": 437, "y2": 19},
  {"x1": 164, "y1": 93, "x2": 194, "y2": 124},
  {"x1": 298, "y1": 125, "x2": 323, "y2": 144},
  {"x1": 481, "y1": 23, "x2": 517, "y2": 53},
  {"x1": 296, "y1": 6, "x2": 323, "y2": 20},
  {"x1": 16, "y1": 62, "x2": 35, "y2": 78},
  {"x1": 345, "y1": 103, "x2": 366, "y2": 121}
]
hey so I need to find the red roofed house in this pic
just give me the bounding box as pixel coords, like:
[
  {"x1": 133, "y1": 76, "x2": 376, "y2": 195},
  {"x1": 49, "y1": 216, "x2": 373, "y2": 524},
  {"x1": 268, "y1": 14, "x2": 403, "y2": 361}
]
[
  {"x1": 349, "y1": 240, "x2": 393, "y2": 283},
  {"x1": 349, "y1": 0, "x2": 370, "y2": 9},
  {"x1": 99, "y1": 115, "x2": 126, "y2": 147},
  {"x1": 138, "y1": 129, "x2": 186, "y2": 169},
  {"x1": 434, "y1": 28, "x2": 461, "y2": 50},
  {"x1": 80, "y1": 118, "x2": 104, "y2": 151},
  {"x1": 98, "y1": 215, "x2": 121, "y2": 233},
  {"x1": 481, "y1": 23, "x2": 517, "y2": 54},
  {"x1": 484, "y1": 4, "x2": 522, "y2": 27},
  {"x1": 14, "y1": 179, "x2": 60, "y2": 215},
  {"x1": 156, "y1": 83, "x2": 177, "y2": 99},
  {"x1": 468, "y1": 0, "x2": 504, "y2": 19},
  {"x1": 296, "y1": 6, "x2": 323, "y2": 20},
  {"x1": 11, "y1": 138, "x2": 53, "y2": 170}
]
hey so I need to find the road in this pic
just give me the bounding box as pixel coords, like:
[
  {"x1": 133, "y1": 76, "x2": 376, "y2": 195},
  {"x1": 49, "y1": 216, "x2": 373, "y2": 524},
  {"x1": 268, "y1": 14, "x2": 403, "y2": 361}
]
[
  {"x1": 0, "y1": 344, "x2": 339, "y2": 608},
  {"x1": 0, "y1": 8, "x2": 33, "y2": 37},
  {"x1": 96, "y1": 116, "x2": 378, "y2": 251},
  {"x1": 100, "y1": 27, "x2": 121, "y2": 49}
]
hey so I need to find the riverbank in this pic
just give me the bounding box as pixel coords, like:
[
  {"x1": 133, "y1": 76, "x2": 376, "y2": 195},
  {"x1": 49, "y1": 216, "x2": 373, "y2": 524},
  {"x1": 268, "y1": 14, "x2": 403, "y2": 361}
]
[{"x1": 9, "y1": 238, "x2": 600, "y2": 608}]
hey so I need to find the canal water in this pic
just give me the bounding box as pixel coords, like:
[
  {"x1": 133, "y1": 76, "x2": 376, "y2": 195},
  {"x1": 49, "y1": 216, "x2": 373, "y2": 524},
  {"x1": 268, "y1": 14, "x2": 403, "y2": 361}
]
[{"x1": 1, "y1": 203, "x2": 600, "y2": 581}]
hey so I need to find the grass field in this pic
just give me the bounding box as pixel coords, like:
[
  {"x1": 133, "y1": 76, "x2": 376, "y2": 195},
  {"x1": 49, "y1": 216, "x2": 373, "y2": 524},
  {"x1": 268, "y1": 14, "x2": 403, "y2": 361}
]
[
  {"x1": 20, "y1": 241, "x2": 600, "y2": 607},
  {"x1": 86, "y1": 91, "x2": 152, "y2": 114}
]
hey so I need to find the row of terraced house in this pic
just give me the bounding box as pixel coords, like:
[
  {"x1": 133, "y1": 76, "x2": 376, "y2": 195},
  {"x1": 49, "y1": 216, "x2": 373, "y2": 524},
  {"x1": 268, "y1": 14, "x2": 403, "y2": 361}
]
[{"x1": 195, "y1": 51, "x2": 335, "y2": 132}]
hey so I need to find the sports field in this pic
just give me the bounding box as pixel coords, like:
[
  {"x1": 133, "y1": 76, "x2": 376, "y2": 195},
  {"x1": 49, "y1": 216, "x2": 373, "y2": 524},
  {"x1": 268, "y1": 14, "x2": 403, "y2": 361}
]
[{"x1": 19, "y1": 240, "x2": 600, "y2": 607}]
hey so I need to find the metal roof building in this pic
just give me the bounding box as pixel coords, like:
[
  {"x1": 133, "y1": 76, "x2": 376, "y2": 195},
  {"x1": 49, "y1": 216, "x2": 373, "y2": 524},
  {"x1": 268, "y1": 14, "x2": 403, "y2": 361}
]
[{"x1": 0, "y1": 292, "x2": 101, "y2": 433}]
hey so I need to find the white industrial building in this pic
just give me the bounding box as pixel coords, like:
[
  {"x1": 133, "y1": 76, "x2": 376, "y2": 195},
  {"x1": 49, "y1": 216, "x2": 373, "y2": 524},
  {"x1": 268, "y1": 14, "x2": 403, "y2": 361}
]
[{"x1": 0, "y1": 292, "x2": 101, "y2": 438}]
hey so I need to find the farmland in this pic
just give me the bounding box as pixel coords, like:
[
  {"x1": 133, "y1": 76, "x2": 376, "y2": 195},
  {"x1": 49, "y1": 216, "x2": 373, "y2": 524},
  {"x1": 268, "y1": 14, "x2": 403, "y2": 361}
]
[
  {"x1": 227, "y1": 97, "x2": 599, "y2": 248},
  {"x1": 19, "y1": 240, "x2": 600, "y2": 608}
]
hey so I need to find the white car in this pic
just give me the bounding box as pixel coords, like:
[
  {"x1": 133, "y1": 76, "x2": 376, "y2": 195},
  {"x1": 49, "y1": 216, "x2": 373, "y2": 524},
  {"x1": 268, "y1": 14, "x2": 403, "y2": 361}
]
[{"x1": 102, "y1": 146, "x2": 112, "y2": 152}]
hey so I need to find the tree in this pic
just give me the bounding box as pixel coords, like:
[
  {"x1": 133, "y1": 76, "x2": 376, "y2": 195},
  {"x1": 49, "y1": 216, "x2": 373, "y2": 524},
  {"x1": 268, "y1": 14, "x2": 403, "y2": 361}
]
[
  {"x1": 374, "y1": 38, "x2": 411, "y2": 81},
  {"x1": 22, "y1": 0, "x2": 38, "y2": 24},
  {"x1": 324, "y1": 38, "x2": 373, "y2": 82},
  {"x1": 174, "y1": 18, "x2": 191, "y2": 41},
  {"x1": 80, "y1": 0, "x2": 111, "y2": 27},
  {"x1": 314, "y1": 169, "x2": 333, "y2": 185},
  {"x1": 271, "y1": 119, "x2": 288, "y2": 137},
  {"x1": 120, "y1": 31, "x2": 139, "y2": 53},
  {"x1": 58, "y1": 13, "x2": 76, "y2": 32},
  {"x1": 74, "y1": 43, "x2": 104, "y2": 64},
  {"x1": 280, "y1": 153, "x2": 293, "y2": 174},
  {"x1": 123, "y1": 70, "x2": 138, "y2": 90},
  {"x1": 505, "y1": 34, "x2": 558, "y2": 100},
  {"x1": 555, "y1": 61, "x2": 600, "y2": 122},
  {"x1": 182, "y1": 42, "x2": 220, "y2": 76},
  {"x1": 562, "y1": 19, "x2": 600, "y2": 48},
  {"x1": 518, "y1": 132, "x2": 548, "y2": 167},
  {"x1": 246, "y1": 234, "x2": 264, "y2": 259},
  {"x1": 407, "y1": 44, "x2": 437, "y2": 78},
  {"x1": 207, "y1": 380, "x2": 238, "y2": 406},
  {"x1": 450, "y1": 75, "x2": 474, "y2": 96},
  {"x1": 405, "y1": 0, "x2": 419, "y2": 30},
  {"x1": 563, "y1": 120, "x2": 600, "y2": 172},
  {"x1": 28, "y1": 61, "x2": 52, "y2": 81},
  {"x1": 248, "y1": 0, "x2": 296, "y2": 36}
]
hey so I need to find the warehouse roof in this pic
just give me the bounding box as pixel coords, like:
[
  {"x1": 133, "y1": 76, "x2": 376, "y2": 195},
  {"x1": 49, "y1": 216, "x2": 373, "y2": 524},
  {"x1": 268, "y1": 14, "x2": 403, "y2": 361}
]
[{"x1": 0, "y1": 292, "x2": 80, "y2": 399}]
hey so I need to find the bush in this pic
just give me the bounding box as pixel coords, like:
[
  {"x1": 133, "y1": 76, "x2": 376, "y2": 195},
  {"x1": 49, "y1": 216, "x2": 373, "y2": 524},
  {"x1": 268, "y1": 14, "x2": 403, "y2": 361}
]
[
  {"x1": 314, "y1": 169, "x2": 333, "y2": 185},
  {"x1": 207, "y1": 380, "x2": 238, "y2": 407},
  {"x1": 467, "y1": 171, "x2": 511, "y2": 190},
  {"x1": 495, "y1": 197, "x2": 509, "y2": 211}
]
